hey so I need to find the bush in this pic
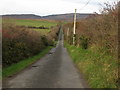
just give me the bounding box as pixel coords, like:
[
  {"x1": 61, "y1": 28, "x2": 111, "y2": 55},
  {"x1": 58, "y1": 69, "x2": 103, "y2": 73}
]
[
  {"x1": 3, "y1": 24, "x2": 34, "y2": 67},
  {"x1": 2, "y1": 23, "x2": 59, "y2": 68},
  {"x1": 63, "y1": 1, "x2": 118, "y2": 55},
  {"x1": 79, "y1": 35, "x2": 89, "y2": 49},
  {"x1": 41, "y1": 35, "x2": 49, "y2": 46},
  {"x1": 63, "y1": 1, "x2": 119, "y2": 88}
]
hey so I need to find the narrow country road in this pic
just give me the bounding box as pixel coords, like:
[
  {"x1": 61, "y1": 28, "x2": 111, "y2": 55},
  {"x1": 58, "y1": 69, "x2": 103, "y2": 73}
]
[{"x1": 3, "y1": 27, "x2": 88, "y2": 88}]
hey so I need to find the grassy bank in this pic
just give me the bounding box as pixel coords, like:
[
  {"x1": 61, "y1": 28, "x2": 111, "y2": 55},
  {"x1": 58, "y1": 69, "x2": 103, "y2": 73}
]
[
  {"x1": 65, "y1": 43, "x2": 118, "y2": 88},
  {"x1": 3, "y1": 46, "x2": 52, "y2": 78}
]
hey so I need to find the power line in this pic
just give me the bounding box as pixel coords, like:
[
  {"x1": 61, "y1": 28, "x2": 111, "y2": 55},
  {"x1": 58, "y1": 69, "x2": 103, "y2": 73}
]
[
  {"x1": 78, "y1": 0, "x2": 108, "y2": 11},
  {"x1": 79, "y1": 0, "x2": 92, "y2": 11}
]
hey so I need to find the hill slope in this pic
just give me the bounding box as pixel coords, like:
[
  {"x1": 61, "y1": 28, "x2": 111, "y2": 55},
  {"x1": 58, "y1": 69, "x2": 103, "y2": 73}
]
[
  {"x1": 42, "y1": 13, "x2": 93, "y2": 21},
  {"x1": 3, "y1": 14, "x2": 42, "y2": 19},
  {"x1": 2, "y1": 13, "x2": 94, "y2": 21}
]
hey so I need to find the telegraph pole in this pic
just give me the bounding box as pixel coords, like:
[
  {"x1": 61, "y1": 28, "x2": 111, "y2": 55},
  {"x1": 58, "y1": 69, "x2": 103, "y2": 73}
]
[
  {"x1": 67, "y1": 27, "x2": 69, "y2": 42},
  {"x1": 67, "y1": 28, "x2": 69, "y2": 37},
  {"x1": 73, "y1": 9, "x2": 77, "y2": 45}
]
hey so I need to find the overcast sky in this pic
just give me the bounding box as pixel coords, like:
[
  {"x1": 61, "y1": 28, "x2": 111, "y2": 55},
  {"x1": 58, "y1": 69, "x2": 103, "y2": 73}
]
[{"x1": 0, "y1": 0, "x2": 118, "y2": 16}]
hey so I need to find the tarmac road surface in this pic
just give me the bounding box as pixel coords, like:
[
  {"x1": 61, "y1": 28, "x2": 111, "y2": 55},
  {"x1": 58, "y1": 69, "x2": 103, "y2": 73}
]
[{"x1": 3, "y1": 28, "x2": 88, "y2": 88}]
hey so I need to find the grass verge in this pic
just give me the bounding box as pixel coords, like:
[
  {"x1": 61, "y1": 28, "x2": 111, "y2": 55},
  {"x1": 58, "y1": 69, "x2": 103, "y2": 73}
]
[
  {"x1": 64, "y1": 42, "x2": 118, "y2": 88},
  {"x1": 3, "y1": 46, "x2": 52, "y2": 78}
]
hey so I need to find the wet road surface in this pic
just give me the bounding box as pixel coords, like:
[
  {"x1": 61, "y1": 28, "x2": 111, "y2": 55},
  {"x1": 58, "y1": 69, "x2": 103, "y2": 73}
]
[{"x1": 3, "y1": 28, "x2": 88, "y2": 88}]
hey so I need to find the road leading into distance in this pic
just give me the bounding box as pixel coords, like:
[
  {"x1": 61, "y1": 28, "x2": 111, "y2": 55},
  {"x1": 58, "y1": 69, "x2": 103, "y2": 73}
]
[{"x1": 3, "y1": 27, "x2": 88, "y2": 88}]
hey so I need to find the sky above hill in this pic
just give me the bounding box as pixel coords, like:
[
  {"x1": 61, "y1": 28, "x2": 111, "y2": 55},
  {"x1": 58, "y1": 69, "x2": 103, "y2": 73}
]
[{"x1": 0, "y1": 0, "x2": 118, "y2": 16}]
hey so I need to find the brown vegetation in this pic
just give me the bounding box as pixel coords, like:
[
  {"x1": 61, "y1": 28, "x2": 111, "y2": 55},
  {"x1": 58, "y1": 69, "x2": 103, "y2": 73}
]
[
  {"x1": 63, "y1": 2, "x2": 118, "y2": 56},
  {"x1": 63, "y1": 2, "x2": 119, "y2": 88},
  {"x1": 2, "y1": 23, "x2": 59, "y2": 68}
]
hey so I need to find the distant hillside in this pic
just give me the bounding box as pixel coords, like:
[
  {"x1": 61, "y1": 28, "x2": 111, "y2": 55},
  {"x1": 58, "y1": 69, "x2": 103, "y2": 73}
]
[
  {"x1": 2, "y1": 13, "x2": 94, "y2": 21},
  {"x1": 3, "y1": 14, "x2": 41, "y2": 19},
  {"x1": 42, "y1": 13, "x2": 94, "y2": 21}
]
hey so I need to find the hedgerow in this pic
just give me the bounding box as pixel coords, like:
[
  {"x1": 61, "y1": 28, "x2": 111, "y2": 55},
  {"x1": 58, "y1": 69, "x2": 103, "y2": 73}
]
[{"x1": 2, "y1": 23, "x2": 59, "y2": 67}]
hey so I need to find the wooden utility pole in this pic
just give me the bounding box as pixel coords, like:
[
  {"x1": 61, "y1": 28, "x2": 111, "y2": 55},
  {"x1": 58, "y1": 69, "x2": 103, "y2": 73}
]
[
  {"x1": 73, "y1": 9, "x2": 77, "y2": 45},
  {"x1": 67, "y1": 28, "x2": 69, "y2": 37},
  {"x1": 67, "y1": 27, "x2": 69, "y2": 42}
]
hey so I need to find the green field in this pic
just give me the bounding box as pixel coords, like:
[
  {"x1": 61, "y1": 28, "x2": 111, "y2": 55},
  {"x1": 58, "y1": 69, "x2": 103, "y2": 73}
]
[
  {"x1": 0, "y1": 17, "x2": 2, "y2": 24},
  {"x1": 3, "y1": 18, "x2": 57, "y2": 27},
  {"x1": 3, "y1": 18, "x2": 58, "y2": 35}
]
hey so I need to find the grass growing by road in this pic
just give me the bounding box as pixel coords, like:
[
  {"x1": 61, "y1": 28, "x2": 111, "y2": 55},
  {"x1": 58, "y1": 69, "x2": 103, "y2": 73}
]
[
  {"x1": 65, "y1": 42, "x2": 118, "y2": 88},
  {"x1": 3, "y1": 46, "x2": 52, "y2": 78}
]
